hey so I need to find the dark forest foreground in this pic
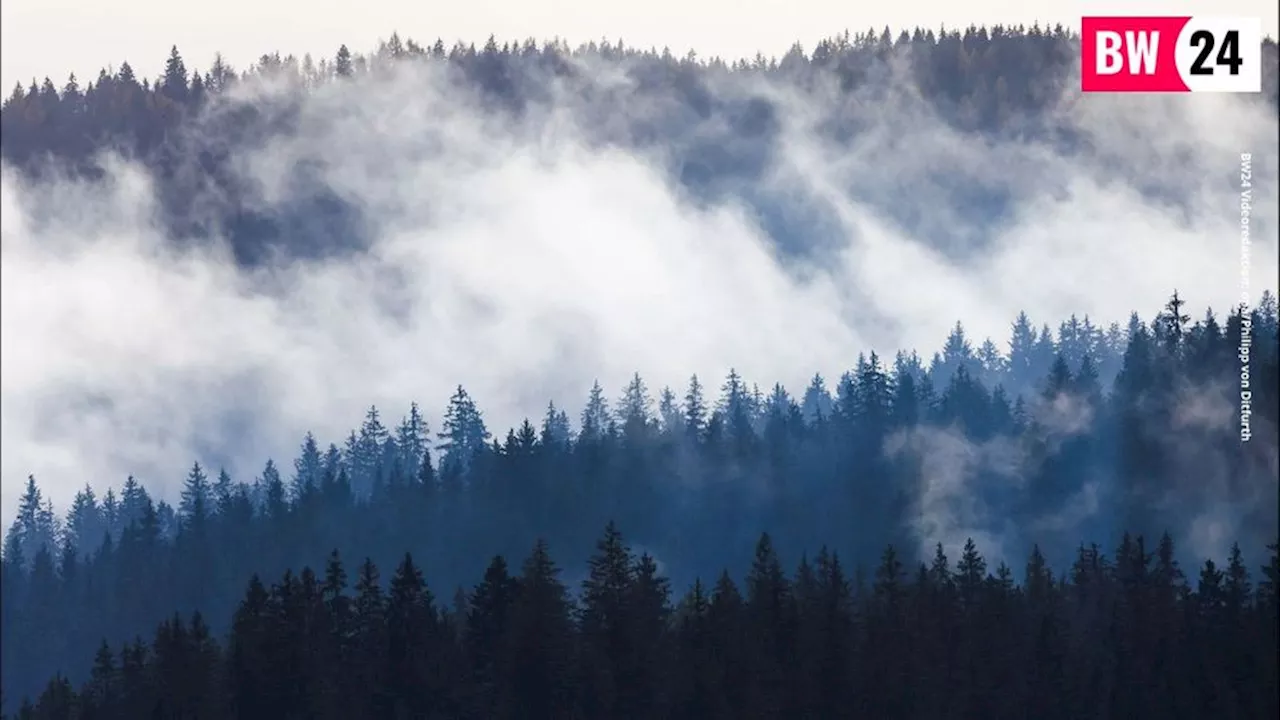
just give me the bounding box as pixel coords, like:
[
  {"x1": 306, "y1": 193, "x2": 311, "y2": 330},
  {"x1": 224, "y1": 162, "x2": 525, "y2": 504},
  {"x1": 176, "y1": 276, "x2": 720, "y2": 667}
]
[{"x1": 8, "y1": 524, "x2": 1280, "y2": 720}]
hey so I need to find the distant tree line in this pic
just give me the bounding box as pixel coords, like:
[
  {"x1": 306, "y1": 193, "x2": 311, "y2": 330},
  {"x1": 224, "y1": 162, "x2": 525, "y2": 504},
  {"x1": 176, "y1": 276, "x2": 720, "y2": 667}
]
[
  {"x1": 2, "y1": 29, "x2": 1276, "y2": 265},
  {"x1": 3, "y1": 292, "x2": 1277, "y2": 711},
  {"x1": 3, "y1": 27, "x2": 1275, "y2": 168}
]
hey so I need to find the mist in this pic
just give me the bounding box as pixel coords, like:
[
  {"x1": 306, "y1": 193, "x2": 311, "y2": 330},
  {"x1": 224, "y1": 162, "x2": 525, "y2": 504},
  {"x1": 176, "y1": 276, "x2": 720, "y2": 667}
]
[{"x1": 2, "y1": 48, "x2": 1277, "y2": 562}]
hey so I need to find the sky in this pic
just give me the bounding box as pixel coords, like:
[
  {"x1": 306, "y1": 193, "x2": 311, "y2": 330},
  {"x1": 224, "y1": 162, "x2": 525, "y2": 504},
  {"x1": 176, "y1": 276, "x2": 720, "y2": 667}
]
[{"x1": 2, "y1": 0, "x2": 1278, "y2": 89}]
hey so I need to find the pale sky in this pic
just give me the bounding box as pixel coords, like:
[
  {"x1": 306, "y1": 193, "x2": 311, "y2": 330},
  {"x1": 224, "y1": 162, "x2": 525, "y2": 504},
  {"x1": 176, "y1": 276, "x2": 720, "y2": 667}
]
[{"x1": 2, "y1": 0, "x2": 1276, "y2": 89}]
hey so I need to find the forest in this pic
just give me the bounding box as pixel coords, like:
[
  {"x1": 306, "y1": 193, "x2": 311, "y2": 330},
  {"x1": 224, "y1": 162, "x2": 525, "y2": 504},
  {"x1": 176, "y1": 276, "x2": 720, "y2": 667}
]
[
  {"x1": 3, "y1": 289, "x2": 1278, "y2": 717},
  {"x1": 5, "y1": 525, "x2": 1280, "y2": 719},
  {"x1": 2, "y1": 26, "x2": 1280, "y2": 719}
]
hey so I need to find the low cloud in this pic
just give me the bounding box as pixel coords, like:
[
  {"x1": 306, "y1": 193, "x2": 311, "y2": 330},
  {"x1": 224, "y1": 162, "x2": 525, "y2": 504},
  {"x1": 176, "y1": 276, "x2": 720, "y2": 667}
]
[
  {"x1": 885, "y1": 425, "x2": 1025, "y2": 567},
  {"x1": 2, "y1": 55, "x2": 1276, "y2": 561}
]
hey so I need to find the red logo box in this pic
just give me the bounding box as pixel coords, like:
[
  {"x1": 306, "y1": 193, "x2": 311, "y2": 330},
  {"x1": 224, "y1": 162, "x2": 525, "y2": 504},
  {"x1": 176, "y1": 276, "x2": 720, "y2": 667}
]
[{"x1": 1081, "y1": 16, "x2": 1191, "y2": 92}]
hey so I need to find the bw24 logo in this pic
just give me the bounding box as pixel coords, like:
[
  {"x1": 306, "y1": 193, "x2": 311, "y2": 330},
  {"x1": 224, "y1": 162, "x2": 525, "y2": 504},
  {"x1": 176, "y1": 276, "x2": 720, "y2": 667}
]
[{"x1": 1081, "y1": 16, "x2": 1262, "y2": 92}]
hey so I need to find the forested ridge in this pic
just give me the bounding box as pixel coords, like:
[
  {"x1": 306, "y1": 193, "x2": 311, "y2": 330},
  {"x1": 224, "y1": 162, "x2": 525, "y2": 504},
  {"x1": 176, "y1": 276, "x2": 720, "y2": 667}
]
[
  {"x1": 3, "y1": 291, "x2": 1279, "y2": 716},
  {"x1": 2, "y1": 28, "x2": 1277, "y2": 264},
  {"x1": 3, "y1": 25, "x2": 1280, "y2": 720}
]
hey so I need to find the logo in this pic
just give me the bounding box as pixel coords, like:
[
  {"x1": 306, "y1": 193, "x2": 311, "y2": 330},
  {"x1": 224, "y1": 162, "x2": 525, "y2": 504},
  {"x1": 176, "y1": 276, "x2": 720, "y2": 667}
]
[{"x1": 1081, "y1": 16, "x2": 1262, "y2": 92}]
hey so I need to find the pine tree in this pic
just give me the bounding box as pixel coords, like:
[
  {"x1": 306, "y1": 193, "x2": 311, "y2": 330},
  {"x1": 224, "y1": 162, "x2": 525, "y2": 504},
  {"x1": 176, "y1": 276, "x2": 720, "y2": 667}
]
[
  {"x1": 579, "y1": 522, "x2": 634, "y2": 717},
  {"x1": 580, "y1": 381, "x2": 612, "y2": 442},
  {"x1": 625, "y1": 552, "x2": 671, "y2": 716},
  {"x1": 65, "y1": 485, "x2": 103, "y2": 558},
  {"x1": 684, "y1": 375, "x2": 708, "y2": 440},
  {"x1": 179, "y1": 462, "x2": 211, "y2": 527},
  {"x1": 744, "y1": 532, "x2": 794, "y2": 718},
  {"x1": 955, "y1": 537, "x2": 987, "y2": 609},
  {"x1": 465, "y1": 555, "x2": 518, "y2": 715},
  {"x1": 334, "y1": 45, "x2": 354, "y2": 77},
  {"x1": 539, "y1": 401, "x2": 572, "y2": 448},
  {"x1": 350, "y1": 558, "x2": 388, "y2": 716},
  {"x1": 292, "y1": 433, "x2": 324, "y2": 500},
  {"x1": 509, "y1": 539, "x2": 576, "y2": 719},
  {"x1": 618, "y1": 373, "x2": 653, "y2": 437},
  {"x1": 160, "y1": 46, "x2": 189, "y2": 102},
  {"x1": 1158, "y1": 289, "x2": 1190, "y2": 352},
  {"x1": 229, "y1": 575, "x2": 271, "y2": 715},
  {"x1": 386, "y1": 552, "x2": 444, "y2": 716},
  {"x1": 439, "y1": 387, "x2": 489, "y2": 476},
  {"x1": 657, "y1": 387, "x2": 683, "y2": 435}
]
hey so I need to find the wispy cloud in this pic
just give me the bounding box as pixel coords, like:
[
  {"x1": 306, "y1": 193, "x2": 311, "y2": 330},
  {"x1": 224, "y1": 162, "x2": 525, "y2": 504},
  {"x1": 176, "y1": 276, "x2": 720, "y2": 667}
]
[{"x1": 2, "y1": 56, "x2": 1276, "y2": 556}]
